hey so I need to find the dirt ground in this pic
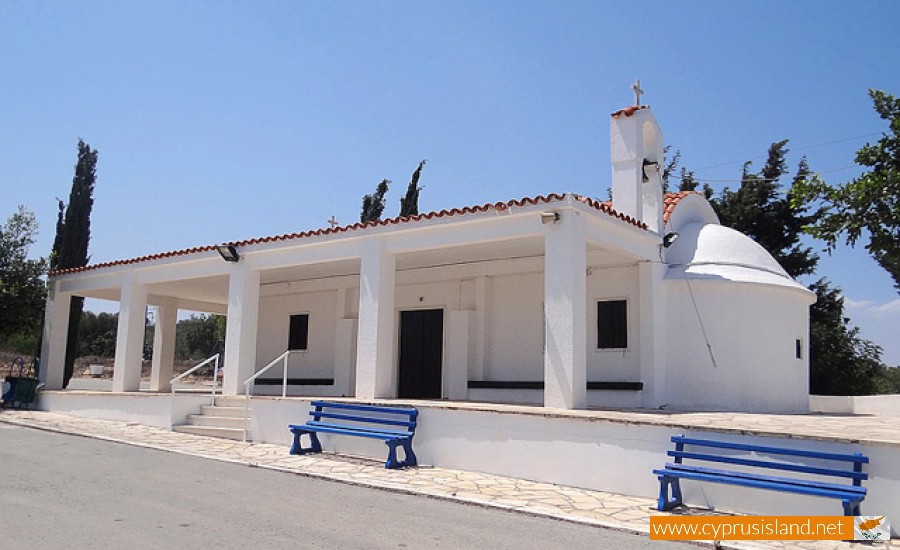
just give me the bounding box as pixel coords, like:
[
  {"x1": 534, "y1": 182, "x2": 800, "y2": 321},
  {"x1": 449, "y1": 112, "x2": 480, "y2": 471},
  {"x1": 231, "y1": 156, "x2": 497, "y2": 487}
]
[{"x1": 0, "y1": 351, "x2": 212, "y2": 384}]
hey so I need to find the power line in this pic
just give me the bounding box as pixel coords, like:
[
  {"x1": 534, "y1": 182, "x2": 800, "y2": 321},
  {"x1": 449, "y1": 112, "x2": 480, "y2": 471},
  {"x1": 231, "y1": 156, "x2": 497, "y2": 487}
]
[
  {"x1": 690, "y1": 132, "x2": 881, "y2": 173},
  {"x1": 689, "y1": 164, "x2": 859, "y2": 184}
]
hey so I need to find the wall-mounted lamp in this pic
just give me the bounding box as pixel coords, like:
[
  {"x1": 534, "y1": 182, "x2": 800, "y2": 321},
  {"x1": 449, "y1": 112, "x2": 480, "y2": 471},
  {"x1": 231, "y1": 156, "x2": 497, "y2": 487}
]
[
  {"x1": 216, "y1": 244, "x2": 241, "y2": 262},
  {"x1": 662, "y1": 232, "x2": 679, "y2": 248},
  {"x1": 540, "y1": 211, "x2": 561, "y2": 225},
  {"x1": 642, "y1": 158, "x2": 661, "y2": 183}
]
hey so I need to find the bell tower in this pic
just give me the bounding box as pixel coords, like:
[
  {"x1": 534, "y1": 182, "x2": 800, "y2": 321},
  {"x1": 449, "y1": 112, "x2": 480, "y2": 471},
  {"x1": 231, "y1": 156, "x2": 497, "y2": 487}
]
[{"x1": 609, "y1": 81, "x2": 664, "y2": 234}]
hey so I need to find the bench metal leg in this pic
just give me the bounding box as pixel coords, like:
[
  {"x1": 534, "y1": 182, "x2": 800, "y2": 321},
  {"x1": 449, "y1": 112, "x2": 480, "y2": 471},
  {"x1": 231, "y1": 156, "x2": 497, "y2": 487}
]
[
  {"x1": 384, "y1": 439, "x2": 417, "y2": 469},
  {"x1": 400, "y1": 439, "x2": 417, "y2": 468},
  {"x1": 657, "y1": 476, "x2": 683, "y2": 511},
  {"x1": 843, "y1": 499, "x2": 861, "y2": 517},
  {"x1": 289, "y1": 429, "x2": 322, "y2": 455}
]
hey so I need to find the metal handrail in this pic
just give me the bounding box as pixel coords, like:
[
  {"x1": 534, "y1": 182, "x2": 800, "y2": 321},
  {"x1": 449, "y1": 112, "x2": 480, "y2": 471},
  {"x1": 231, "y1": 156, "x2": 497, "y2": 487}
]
[
  {"x1": 170, "y1": 354, "x2": 221, "y2": 405},
  {"x1": 242, "y1": 349, "x2": 295, "y2": 442}
]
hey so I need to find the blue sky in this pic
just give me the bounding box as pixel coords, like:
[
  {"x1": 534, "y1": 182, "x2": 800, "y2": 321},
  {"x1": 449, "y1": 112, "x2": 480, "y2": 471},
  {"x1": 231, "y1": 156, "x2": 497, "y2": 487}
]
[{"x1": 2, "y1": 1, "x2": 898, "y2": 365}]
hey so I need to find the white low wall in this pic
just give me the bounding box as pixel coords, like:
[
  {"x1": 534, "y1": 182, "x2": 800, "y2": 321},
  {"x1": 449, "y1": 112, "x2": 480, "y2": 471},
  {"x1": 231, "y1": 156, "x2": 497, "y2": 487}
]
[
  {"x1": 466, "y1": 389, "x2": 643, "y2": 408},
  {"x1": 251, "y1": 385, "x2": 346, "y2": 398},
  {"x1": 38, "y1": 393, "x2": 899, "y2": 537},
  {"x1": 810, "y1": 394, "x2": 900, "y2": 416},
  {"x1": 38, "y1": 391, "x2": 209, "y2": 428},
  {"x1": 253, "y1": 398, "x2": 899, "y2": 536}
]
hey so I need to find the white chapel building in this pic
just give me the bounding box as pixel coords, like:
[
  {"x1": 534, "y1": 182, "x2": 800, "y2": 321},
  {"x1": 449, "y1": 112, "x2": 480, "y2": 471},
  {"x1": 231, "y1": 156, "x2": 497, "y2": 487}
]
[{"x1": 40, "y1": 104, "x2": 816, "y2": 413}]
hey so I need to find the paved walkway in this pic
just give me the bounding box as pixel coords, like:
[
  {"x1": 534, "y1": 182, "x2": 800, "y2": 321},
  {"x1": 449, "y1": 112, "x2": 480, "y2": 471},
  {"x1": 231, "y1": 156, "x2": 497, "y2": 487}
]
[
  {"x1": 369, "y1": 398, "x2": 900, "y2": 447},
  {"x1": 0, "y1": 409, "x2": 886, "y2": 550}
]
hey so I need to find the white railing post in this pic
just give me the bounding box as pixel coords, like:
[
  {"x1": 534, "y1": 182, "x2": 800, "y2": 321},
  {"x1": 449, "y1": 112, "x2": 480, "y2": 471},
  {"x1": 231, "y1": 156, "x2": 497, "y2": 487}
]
[
  {"x1": 209, "y1": 354, "x2": 220, "y2": 406},
  {"x1": 243, "y1": 382, "x2": 251, "y2": 443},
  {"x1": 241, "y1": 349, "x2": 293, "y2": 443},
  {"x1": 282, "y1": 352, "x2": 289, "y2": 398},
  {"x1": 170, "y1": 353, "x2": 221, "y2": 401}
]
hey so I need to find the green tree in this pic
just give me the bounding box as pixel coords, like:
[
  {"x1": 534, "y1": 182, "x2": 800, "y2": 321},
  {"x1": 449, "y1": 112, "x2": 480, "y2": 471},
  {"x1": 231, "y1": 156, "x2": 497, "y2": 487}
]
[
  {"x1": 807, "y1": 279, "x2": 884, "y2": 395},
  {"x1": 399, "y1": 160, "x2": 427, "y2": 217},
  {"x1": 51, "y1": 139, "x2": 99, "y2": 387},
  {"x1": 875, "y1": 365, "x2": 900, "y2": 394},
  {"x1": 661, "y1": 145, "x2": 712, "y2": 197},
  {"x1": 661, "y1": 146, "x2": 680, "y2": 193},
  {"x1": 175, "y1": 314, "x2": 225, "y2": 360},
  {"x1": 50, "y1": 199, "x2": 65, "y2": 269},
  {"x1": 77, "y1": 311, "x2": 118, "y2": 357},
  {"x1": 711, "y1": 141, "x2": 819, "y2": 278},
  {"x1": 793, "y1": 89, "x2": 900, "y2": 293},
  {"x1": 698, "y1": 141, "x2": 886, "y2": 395},
  {"x1": 677, "y1": 167, "x2": 713, "y2": 198},
  {"x1": 360, "y1": 179, "x2": 390, "y2": 223},
  {"x1": 0, "y1": 207, "x2": 47, "y2": 354}
]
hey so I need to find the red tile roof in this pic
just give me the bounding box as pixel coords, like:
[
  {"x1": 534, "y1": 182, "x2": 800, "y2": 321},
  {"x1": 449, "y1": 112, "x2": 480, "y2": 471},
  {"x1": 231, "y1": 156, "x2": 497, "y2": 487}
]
[
  {"x1": 610, "y1": 105, "x2": 650, "y2": 118},
  {"x1": 51, "y1": 193, "x2": 649, "y2": 276},
  {"x1": 663, "y1": 190, "x2": 702, "y2": 224}
]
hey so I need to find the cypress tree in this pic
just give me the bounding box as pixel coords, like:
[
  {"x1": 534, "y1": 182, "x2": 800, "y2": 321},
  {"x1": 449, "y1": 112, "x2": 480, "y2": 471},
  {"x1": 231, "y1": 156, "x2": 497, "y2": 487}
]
[
  {"x1": 50, "y1": 199, "x2": 65, "y2": 270},
  {"x1": 52, "y1": 139, "x2": 98, "y2": 387},
  {"x1": 360, "y1": 179, "x2": 390, "y2": 223},
  {"x1": 399, "y1": 160, "x2": 427, "y2": 218}
]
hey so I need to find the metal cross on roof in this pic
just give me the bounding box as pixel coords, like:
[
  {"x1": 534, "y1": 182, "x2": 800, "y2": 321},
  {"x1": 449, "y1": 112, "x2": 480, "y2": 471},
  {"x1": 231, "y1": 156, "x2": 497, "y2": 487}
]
[
  {"x1": 327, "y1": 215, "x2": 339, "y2": 229},
  {"x1": 632, "y1": 79, "x2": 644, "y2": 106}
]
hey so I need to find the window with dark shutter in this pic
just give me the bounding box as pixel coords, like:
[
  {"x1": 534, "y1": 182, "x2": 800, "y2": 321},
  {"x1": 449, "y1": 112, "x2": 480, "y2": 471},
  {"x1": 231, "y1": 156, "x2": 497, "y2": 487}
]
[
  {"x1": 597, "y1": 300, "x2": 627, "y2": 349},
  {"x1": 288, "y1": 314, "x2": 309, "y2": 351}
]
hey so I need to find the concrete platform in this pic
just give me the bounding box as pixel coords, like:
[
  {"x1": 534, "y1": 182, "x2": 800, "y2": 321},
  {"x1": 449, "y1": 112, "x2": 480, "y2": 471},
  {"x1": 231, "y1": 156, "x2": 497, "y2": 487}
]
[{"x1": 1, "y1": 409, "x2": 893, "y2": 549}]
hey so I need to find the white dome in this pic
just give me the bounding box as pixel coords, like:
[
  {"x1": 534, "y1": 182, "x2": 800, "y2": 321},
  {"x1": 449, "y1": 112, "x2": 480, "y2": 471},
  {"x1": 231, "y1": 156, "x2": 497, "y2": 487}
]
[{"x1": 664, "y1": 222, "x2": 813, "y2": 296}]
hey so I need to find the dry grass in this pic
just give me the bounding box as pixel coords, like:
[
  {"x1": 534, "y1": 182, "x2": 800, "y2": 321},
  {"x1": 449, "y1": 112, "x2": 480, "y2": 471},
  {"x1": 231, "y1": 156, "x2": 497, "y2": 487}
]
[{"x1": 0, "y1": 350, "x2": 213, "y2": 384}]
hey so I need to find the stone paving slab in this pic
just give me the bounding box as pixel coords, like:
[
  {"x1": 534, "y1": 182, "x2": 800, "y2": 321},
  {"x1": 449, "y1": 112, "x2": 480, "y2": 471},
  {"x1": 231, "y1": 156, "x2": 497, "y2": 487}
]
[
  {"x1": 372, "y1": 399, "x2": 900, "y2": 447},
  {"x1": 0, "y1": 409, "x2": 888, "y2": 550}
]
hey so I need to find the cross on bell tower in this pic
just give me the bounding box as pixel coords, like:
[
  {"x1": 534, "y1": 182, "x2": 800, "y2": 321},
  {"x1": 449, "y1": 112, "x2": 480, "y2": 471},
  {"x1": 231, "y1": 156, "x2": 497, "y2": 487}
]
[{"x1": 632, "y1": 79, "x2": 644, "y2": 106}]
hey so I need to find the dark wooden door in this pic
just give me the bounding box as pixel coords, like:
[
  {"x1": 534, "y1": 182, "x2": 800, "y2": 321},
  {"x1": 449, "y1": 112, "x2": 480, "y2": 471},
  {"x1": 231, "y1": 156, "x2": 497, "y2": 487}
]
[{"x1": 398, "y1": 309, "x2": 443, "y2": 399}]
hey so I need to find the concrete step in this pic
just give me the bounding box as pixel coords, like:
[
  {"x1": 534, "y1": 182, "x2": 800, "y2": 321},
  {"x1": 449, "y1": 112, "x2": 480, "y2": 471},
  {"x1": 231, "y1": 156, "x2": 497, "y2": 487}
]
[
  {"x1": 172, "y1": 425, "x2": 245, "y2": 441},
  {"x1": 200, "y1": 405, "x2": 248, "y2": 418},
  {"x1": 213, "y1": 396, "x2": 248, "y2": 408},
  {"x1": 186, "y1": 415, "x2": 249, "y2": 429},
  {"x1": 174, "y1": 395, "x2": 253, "y2": 441}
]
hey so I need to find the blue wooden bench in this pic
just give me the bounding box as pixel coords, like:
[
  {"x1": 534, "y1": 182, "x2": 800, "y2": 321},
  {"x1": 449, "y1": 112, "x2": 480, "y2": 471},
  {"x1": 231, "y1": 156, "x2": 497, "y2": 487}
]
[
  {"x1": 654, "y1": 435, "x2": 868, "y2": 516},
  {"x1": 289, "y1": 401, "x2": 418, "y2": 469}
]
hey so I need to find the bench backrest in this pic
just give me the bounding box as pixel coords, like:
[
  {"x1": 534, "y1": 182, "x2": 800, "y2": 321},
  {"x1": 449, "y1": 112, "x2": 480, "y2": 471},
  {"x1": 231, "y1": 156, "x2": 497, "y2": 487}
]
[
  {"x1": 309, "y1": 401, "x2": 418, "y2": 434},
  {"x1": 669, "y1": 435, "x2": 868, "y2": 486}
]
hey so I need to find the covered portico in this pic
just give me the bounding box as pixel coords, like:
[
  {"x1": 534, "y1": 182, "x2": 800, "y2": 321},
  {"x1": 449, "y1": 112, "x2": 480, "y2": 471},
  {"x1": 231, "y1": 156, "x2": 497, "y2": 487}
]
[{"x1": 40, "y1": 193, "x2": 662, "y2": 411}]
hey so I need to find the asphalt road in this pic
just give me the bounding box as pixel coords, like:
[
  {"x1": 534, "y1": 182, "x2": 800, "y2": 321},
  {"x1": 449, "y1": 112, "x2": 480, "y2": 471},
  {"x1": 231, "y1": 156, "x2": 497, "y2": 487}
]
[{"x1": 0, "y1": 424, "x2": 687, "y2": 549}]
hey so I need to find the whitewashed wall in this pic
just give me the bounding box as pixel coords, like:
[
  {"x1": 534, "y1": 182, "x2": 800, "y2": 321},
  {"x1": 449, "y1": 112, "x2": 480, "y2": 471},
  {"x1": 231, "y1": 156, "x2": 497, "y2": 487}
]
[
  {"x1": 810, "y1": 394, "x2": 900, "y2": 416},
  {"x1": 484, "y1": 272, "x2": 544, "y2": 382},
  {"x1": 664, "y1": 281, "x2": 810, "y2": 412},
  {"x1": 587, "y1": 265, "x2": 641, "y2": 381},
  {"x1": 251, "y1": 258, "x2": 649, "y2": 404},
  {"x1": 38, "y1": 391, "x2": 209, "y2": 428},
  {"x1": 256, "y1": 289, "x2": 339, "y2": 380},
  {"x1": 252, "y1": 398, "x2": 898, "y2": 535}
]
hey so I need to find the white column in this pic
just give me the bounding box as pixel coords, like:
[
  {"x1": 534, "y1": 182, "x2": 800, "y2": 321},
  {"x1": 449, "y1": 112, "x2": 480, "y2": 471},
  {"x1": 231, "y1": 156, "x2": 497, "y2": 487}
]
[
  {"x1": 150, "y1": 300, "x2": 178, "y2": 392},
  {"x1": 222, "y1": 265, "x2": 261, "y2": 396},
  {"x1": 639, "y1": 261, "x2": 667, "y2": 408},
  {"x1": 38, "y1": 283, "x2": 70, "y2": 390},
  {"x1": 113, "y1": 275, "x2": 148, "y2": 392},
  {"x1": 544, "y1": 210, "x2": 587, "y2": 409},
  {"x1": 354, "y1": 238, "x2": 396, "y2": 399}
]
